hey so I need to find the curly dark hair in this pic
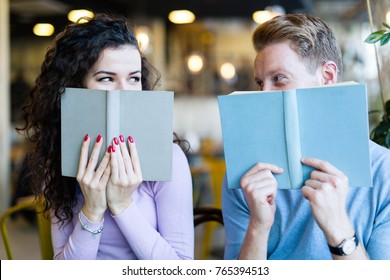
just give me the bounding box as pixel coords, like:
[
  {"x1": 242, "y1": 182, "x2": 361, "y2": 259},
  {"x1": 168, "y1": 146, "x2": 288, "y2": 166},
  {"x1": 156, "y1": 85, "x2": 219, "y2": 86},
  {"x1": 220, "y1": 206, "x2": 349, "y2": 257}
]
[{"x1": 18, "y1": 13, "x2": 169, "y2": 225}]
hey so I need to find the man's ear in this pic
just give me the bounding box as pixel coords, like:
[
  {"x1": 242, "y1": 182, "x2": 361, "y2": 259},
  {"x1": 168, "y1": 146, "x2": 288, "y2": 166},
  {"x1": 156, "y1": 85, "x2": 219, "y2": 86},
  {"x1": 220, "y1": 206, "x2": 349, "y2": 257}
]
[{"x1": 321, "y1": 61, "x2": 338, "y2": 84}]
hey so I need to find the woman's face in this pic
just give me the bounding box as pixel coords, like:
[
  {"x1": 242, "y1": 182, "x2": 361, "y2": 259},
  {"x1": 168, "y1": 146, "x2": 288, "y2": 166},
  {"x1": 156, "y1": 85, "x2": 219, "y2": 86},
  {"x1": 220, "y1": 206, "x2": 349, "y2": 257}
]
[{"x1": 84, "y1": 45, "x2": 142, "y2": 90}]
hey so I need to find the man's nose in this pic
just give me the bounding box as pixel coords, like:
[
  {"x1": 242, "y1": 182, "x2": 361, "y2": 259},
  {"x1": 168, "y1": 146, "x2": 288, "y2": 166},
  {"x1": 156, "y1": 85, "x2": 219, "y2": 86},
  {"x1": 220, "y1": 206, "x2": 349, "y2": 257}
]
[{"x1": 260, "y1": 82, "x2": 272, "y2": 92}]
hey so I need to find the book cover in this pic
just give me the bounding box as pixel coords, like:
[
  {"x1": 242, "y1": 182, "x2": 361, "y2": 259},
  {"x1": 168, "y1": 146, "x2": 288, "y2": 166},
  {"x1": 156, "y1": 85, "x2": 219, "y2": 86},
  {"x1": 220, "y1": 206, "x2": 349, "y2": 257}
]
[
  {"x1": 218, "y1": 83, "x2": 372, "y2": 189},
  {"x1": 61, "y1": 88, "x2": 174, "y2": 181}
]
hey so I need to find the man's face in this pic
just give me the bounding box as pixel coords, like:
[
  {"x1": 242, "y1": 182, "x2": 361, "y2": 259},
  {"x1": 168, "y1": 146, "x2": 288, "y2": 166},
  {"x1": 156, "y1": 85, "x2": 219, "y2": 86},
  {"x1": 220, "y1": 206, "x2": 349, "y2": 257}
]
[{"x1": 253, "y1": 42, "x2": 323, "y2": 91}]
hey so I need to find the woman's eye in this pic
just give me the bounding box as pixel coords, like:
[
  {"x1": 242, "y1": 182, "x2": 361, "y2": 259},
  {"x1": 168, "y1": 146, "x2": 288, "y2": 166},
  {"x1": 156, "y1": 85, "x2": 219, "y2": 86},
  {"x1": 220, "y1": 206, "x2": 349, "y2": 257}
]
[
  {"x1": 98, "y1": 77, "x2": 113, "y2": 82},
  {"x1": 129, "y1": 76, "x2": 141, "y2": 83}
]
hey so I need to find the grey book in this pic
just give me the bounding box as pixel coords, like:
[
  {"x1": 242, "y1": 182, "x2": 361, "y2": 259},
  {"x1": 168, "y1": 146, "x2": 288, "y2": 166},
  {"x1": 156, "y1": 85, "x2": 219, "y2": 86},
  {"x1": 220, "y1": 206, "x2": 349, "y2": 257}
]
[{"x1": 61, "y1": 88, "x2": 174, "y2": 181}]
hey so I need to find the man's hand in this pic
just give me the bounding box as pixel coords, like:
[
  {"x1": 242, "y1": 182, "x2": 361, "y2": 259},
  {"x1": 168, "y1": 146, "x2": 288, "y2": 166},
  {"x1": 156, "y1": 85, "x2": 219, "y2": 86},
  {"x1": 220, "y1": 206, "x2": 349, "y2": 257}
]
[
  {"x1": 301, "y1": 157, "x2": 354, "y2": 246},
  {"x1": 238, "y1": 163, "x2": 283, "y2": 259}
]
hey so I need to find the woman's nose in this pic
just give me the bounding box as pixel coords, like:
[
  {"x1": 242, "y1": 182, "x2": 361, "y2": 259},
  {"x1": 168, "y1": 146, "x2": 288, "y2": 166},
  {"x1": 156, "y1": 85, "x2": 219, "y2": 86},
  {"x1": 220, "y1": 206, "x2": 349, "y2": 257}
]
[{"x1": 114, "y1": 80, "x2": 125, "y2": 90}]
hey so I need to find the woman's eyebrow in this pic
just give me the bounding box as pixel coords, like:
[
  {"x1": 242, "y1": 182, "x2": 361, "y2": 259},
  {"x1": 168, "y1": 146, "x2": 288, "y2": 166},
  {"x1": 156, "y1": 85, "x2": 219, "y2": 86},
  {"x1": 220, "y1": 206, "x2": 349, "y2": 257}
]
[
  {"x1": 129, "y1": 70, "x2": 141, "y2": 75},
  {"x1": 93, "y1": 70, "x2": 115, "y2": 76},
  {"x1": 93, "y1": 70, "x2": 141, "y2": 76}
]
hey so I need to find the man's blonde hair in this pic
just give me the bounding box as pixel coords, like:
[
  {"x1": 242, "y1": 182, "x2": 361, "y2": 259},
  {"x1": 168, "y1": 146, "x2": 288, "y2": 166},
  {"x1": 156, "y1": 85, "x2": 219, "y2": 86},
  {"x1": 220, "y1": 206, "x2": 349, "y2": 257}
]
[{"x1": 252, "y1": 14, "x2": 343, "y2": 81}]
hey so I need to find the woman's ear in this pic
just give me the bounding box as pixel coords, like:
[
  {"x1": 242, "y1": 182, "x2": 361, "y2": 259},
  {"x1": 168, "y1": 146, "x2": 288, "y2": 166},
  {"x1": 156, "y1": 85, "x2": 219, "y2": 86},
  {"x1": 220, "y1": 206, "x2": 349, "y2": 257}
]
[{"x1": 321, "y1": 61, "x2": 338, "y2": 84}]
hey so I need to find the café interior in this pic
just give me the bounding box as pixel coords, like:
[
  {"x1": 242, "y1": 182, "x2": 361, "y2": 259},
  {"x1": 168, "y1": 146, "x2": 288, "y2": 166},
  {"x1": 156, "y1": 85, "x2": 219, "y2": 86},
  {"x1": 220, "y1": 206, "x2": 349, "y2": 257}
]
[{"x1": 0, "y1": 0, "x2": 389, "y2": 260}]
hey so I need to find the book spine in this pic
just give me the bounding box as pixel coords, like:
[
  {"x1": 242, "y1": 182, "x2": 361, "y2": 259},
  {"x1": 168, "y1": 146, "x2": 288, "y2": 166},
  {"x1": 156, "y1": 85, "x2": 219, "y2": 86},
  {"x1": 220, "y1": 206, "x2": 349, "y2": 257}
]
[
  {"x1": 107, "y1": 90, "x2": 121, "y2": 146},
  {"x1": 283, "y1": 90, "x2": 303, "y2": 189}
]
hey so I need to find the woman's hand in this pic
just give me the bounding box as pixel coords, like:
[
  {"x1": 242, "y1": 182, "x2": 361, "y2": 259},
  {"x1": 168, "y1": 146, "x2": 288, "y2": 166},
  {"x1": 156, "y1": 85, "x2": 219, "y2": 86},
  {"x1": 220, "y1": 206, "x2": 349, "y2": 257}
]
[
  {"x1": 106, "y1": 135, "x2": 143, "y2": 215},
  {"x1": 240, "y1": 163, "x2": 283, "y2": 231},
  {"x1": 301, "y1": 157, "x2": 354, "y2": 246},
  {"x1": 77, "y1": 134, "x2": 111, "y2": 222}
]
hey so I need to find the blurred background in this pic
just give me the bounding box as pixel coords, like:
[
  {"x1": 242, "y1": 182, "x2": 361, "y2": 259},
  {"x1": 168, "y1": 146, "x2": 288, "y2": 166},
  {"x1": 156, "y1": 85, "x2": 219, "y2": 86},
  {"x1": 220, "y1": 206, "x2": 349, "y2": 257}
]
[{"x1": 1, "y1": 0, "x2": 390, "y2": 259}]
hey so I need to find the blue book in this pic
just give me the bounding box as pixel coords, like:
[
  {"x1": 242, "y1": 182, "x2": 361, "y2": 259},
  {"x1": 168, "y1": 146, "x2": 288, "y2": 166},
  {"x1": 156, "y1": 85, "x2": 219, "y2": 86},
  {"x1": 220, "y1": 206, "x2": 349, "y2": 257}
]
[{"x1": 218, "y1": 83, "x2": 372, "y2": 189}]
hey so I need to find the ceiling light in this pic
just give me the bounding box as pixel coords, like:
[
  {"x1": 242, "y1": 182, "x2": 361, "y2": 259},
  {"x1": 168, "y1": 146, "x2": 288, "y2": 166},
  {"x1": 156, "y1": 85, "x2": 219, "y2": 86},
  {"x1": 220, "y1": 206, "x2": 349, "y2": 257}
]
[
  {"x1": 220, "y1": 62, "x2": 236, "y2": 80},
  {"x1": 135, "y1": 26, "x2": 151, "y2": 53},
  {"x1": 68, "y1": 9, "x2": 94, "y2": 23},
  {"x1": 33, "y1": 23, "x2": 55, "y2": 36},
  {"x1": 252, "y1": 11, "x2": 274, "y2": 24},
  {"x1": 168, "y1": 10, "x2": 195, "y2": 24},
  {"x1": 253, "y1": 5, "x2": 285, "y2": 24},
  {"x1": 187, "y1": 53, "x2": 204, "y2": 73}
]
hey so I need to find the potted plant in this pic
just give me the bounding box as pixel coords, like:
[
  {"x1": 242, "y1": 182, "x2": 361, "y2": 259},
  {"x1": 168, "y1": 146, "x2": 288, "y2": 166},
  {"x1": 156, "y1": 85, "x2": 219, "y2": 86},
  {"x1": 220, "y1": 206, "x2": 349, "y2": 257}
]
[
  {"x1": 365, "y1": 22, "x2": 390, "y2": 147},
  {"x1": 365, "y1": 22, "x2": 390, "y2": 45}
]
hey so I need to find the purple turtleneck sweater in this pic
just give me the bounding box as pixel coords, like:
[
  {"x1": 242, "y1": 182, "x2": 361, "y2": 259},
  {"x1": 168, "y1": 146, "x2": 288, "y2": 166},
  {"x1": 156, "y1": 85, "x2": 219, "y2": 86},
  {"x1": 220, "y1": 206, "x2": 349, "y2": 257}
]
[{"x1": 51, "y1": 144, "x2": 194, "y2": 260}]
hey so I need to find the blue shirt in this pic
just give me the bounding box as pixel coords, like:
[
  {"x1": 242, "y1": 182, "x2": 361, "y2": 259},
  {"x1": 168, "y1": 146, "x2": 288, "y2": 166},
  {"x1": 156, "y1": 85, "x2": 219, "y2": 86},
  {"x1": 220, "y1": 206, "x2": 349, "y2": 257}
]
[{"x1": 222, "y1": 140, "x2": 390, "y2": 259}]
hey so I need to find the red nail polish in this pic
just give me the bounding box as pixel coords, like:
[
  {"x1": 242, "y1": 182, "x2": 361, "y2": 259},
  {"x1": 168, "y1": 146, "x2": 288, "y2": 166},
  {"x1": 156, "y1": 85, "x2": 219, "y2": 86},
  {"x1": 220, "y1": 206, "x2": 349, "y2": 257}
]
[
  {"x1": 107, "y1": 145, "x2": 112, "y2": 153},
  {"x1": 114, "y1": 137, "x2": 119, "y2": 145},
  {"x1": 128, "y1": 136, "x2": 134, "y2": 143},
  {"x1": 119, "y1": 135, "x2": 124, "y2": 143},
  {"x1": 97, "y1": 135, "x2": 102, "y2": 143},
  {"x1": 84, "y1": 134, "x2": 89, "y2": 141}
]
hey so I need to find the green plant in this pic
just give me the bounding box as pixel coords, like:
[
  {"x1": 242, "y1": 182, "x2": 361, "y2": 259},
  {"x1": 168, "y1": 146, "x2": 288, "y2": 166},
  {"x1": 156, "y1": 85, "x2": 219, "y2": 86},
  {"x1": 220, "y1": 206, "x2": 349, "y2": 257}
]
[{"x1": 364, "y1": 22, "x2": 390, "y2": 45}]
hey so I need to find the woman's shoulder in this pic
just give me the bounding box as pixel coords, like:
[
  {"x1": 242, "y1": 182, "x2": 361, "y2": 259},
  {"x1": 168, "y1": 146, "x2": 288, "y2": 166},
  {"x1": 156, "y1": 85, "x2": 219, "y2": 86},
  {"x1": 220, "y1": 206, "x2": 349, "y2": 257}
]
[
  {"x1": 171, "y1": 143, "x2": 191, "y2": 174},
  {"x1": 172, "y1": 142, "x2": 189, "y2": 159}
]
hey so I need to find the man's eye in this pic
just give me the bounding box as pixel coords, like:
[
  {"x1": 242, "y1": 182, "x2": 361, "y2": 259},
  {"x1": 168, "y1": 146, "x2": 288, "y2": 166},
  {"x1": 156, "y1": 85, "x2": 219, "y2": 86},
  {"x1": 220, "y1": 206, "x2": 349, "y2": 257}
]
[
  {"x1": 273, "y1": 75, "x2": 286, "y2": 83},
  {"x1": 256, "y1": 80, "x2": 263, "y2": 87},
  {"x1": 273, "y1": 76, "x2": 281, "y2": 82}
]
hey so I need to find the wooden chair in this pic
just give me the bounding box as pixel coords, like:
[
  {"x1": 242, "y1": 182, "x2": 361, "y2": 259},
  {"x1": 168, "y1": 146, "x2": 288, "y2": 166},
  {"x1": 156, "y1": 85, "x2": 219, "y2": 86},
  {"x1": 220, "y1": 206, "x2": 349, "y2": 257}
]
[
  {"x1": 194, "y1": 206, "x2": 224, "y2": 259},
  {"x1": 194, "y1": 156, "x2": 226, "y2": 259},
  {"x1": 194, "y1": 207, "x2": 223, "y2": 227},
  {"x1": 0, "y1": 197, "x2": 53, "y2": 260}
]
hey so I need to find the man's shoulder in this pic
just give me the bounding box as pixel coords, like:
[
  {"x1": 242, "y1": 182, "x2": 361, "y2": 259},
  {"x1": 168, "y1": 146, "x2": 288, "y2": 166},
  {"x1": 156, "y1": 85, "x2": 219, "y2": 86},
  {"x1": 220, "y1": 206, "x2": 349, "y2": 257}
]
[
  {"x1": 369, "y1": 140, "x2": 390, "y2": 192},
  {"x1": 369, "y1": 140, "x2": 390, "y2": 167}
]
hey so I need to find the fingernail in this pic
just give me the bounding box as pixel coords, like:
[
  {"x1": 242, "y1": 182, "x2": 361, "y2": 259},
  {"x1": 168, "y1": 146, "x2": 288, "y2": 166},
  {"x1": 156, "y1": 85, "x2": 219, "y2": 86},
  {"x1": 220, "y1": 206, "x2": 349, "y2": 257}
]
[
  {"x1": 84, "y1": 134, "x2": 89, "y2": 141},
  {"x1": 97, "y1": 134, "x2": 102, "y2": 143},
  {"x1": 119, "y1": 135, "x2": 124, "y2": 143},
  {"x1": 114, "y1": 137, "x2": 119, "y2": 145},
  {"x1": 128, "y1": 136, "x2": 134, "y2": 143},
  {"x1": 107, "y1": 145, "x2": 112, "y2": 153}
]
